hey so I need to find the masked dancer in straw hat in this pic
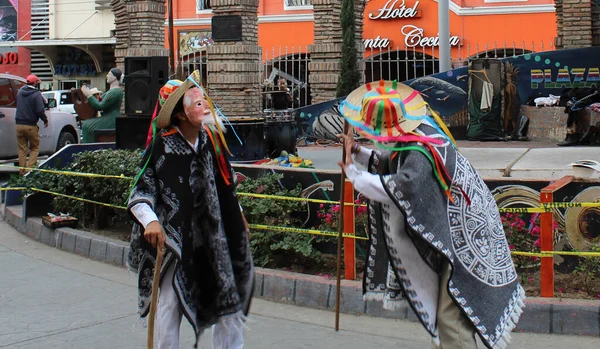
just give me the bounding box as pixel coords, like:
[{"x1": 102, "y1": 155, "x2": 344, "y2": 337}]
[
  {"x1": 127, "y1": 71, "x2": 254, "y2": 349},
  {"x1": 337, "y1": 80, "x2": 524, "y2": 349}
]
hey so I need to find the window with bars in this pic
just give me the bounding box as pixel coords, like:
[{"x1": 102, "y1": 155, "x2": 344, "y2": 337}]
[
  {"x1": 284, "y1": 0, "x2": 312, "y2": 9},
  {"x1": 196, "y1": 0, "x2": 211, "y2": 12}
]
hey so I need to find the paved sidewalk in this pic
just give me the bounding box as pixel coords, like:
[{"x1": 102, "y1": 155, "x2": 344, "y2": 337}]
[{"x1": 1, "y1": 220, "x2": 599, "y2": 349}]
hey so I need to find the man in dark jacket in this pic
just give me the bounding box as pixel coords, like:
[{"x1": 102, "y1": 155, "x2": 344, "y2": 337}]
[{"x1": 15, "y1": 74, "x2": 48, "y2": 175}]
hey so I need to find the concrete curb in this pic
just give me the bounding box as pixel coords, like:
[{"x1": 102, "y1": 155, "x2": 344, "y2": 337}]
[{"x1": 2, "y1": 204, "x2": 599, "y2": 338}]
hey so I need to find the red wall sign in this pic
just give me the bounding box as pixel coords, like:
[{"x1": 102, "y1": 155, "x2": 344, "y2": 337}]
[{"x1": 0, "y1": 52, "x2": 18, "y2": 64}]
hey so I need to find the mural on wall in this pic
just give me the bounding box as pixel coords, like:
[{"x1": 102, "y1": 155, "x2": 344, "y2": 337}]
[
  {"x1": 295, "y1": 46, "x2": 600, "y2": 141},
  {"x1": 233, "y1": 165, "x2": 600, "y2": 256},
  {"x1": 0, "y1": 0, "x2": 17, "y2": 41},
  {"x1": 179, "y1": 31, "x2": 213, "y2": 57}
]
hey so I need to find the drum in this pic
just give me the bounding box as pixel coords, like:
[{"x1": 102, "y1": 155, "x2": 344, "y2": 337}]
[
  {"x1": 265, "y1": 120, "x2": 297, "y2": 158},
  {"x1": 224, "y1": 117, "x2": 265, "y2": 163}
]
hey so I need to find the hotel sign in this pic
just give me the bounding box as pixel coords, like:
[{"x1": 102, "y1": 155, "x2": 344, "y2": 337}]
[{"x1": 364, "y1": 0, "x2": 461, "y2": 49}]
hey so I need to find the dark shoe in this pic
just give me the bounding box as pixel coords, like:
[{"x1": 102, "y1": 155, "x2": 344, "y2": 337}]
[{"x1": 557, "y1": 133, "x2": 582, "y2": 146}]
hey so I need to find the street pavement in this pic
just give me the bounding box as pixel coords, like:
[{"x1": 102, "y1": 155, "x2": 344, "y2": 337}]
[{"x1": 1, "y1": 220, "x2": 599, "y2": 349}]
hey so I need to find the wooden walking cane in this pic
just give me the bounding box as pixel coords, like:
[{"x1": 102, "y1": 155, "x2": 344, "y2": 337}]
[
  {"x1": 147, "y1": 244, "x2": 164, "y2": 349},
  {"x1": 335, "y1": 120, "x2": 351, "y2": 332}
]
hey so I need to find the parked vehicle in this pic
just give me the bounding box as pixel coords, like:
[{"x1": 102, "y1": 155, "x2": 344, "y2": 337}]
[
  {"x1": 0, "y1": 74, "x2": 80, "y2": 160},
  {"x1": 42, "y1": 90, "x2": 76, "y2": 116}
]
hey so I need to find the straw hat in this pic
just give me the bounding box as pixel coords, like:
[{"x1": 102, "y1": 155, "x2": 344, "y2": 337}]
[
  {"x1": 339, "y1": 80, "x2": 427, "y2": 137},
  {"x1": 156, "y1": 71, "x2": 202, "y2": 128},
  {"x1": 89, "y1": 88, "x2": 102, "y2": 95}
]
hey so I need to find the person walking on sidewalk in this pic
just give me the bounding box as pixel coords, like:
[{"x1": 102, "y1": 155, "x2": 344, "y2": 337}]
[
  {"x1": 127, "y1": 71, "x2": 254, "y2": 349},
  {"x1": 337, "y1": 80, "x2": 524, "y2": 349},
  {"x1": 15, "y1": 74, "x2": 48, "y2": 175}
]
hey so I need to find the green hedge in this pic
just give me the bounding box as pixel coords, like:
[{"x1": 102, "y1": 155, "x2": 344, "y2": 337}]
[
  {"x1": 9, "y1": 151, "x2": 332, "y2": 267},
  {"x1": 9, "y1": 149, "x2": 142, "y2": 229}
]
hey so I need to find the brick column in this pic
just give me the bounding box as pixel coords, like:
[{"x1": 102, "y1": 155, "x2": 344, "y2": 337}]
[
  {"x1": 308, "y1": 0, "x2": 342, "y2": 104},
  {"x1": 309, "y1": 0, "x2": 365, "y2": 104},
  {"x1": 111, "y1": 0, "x2": 128, "y2": 70},
  {"x1": 593, "y1": 3, "x2": 600, "y2": 45},
  {"x1": 206, "y1": 0, "x2": 262, "y2": 118},
  {"x1": 111, "y1": 0, "x2": 168, "y2": 71},
  {"x1": 554, "y1": 0, "x2": 593, "y2": 49}
]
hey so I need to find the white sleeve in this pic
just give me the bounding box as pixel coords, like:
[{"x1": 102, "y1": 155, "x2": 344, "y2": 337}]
[
  {"x1": 353, "y1": 146, "x2": 373, "y2": 168},
  {"x1": 130, "y1": 202, "x2": 159, "y2": 229},
  {"x1": 344, "y1": 163, "x2": 395, "y2": 206}
]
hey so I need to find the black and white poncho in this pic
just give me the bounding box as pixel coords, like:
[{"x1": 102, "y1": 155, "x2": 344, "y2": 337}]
[
  {"x1": 363, "y1": 123, "x2": 524, "y2": 349},
  {"x1": 127, "y1": 125, "x2": 254, "y2": 343}
]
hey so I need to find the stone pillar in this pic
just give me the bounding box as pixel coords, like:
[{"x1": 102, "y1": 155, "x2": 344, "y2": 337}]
[
  {"x1": 110, "y1": 0, "x2": 128, "y2": 70},
  {"x1": 593, "y1": 3, "x2": 600, "y2": 46},
  {"x1": 554, "y1": 0, "x2": 593, "y2": 49},
  {"x1": 308, "y1": 0, "x2": 342, "y2": 104},
  {"x1": 206, "y1": 0, "x2": 262, "y2": 118},
  {"x1": 111, "y1": 0, "x2": 169, "y2": 71},
  {"x1": 355, "y1": 0, "x2": 365, "y2": 84},
  {"x1": 309, "y1": 0, "x2": 365, "y2": 104}
]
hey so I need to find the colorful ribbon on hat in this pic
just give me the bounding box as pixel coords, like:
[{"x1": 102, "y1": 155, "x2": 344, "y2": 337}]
[
  {"x1": 340, "y1": 80, "x2": 467, "y2": 203},
  {"x1": 145, "y1": 79, "x2": 184, "y2": 148}
]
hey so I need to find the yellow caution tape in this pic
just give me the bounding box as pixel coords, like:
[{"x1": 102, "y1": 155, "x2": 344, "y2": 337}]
[
  {"x1": 30, "y1": 188, "x2": 127, "y2": 210},
  {"x1": 499, "y1": 207, "x2": 550, "y2": 213},
  {"x1": 0, "y1": 187, "x2": 27, "y2": 191},
  {"x1": 511, "y1": 251, "x2": 600, "y2": 257},
  {"x1": 0, "y1": 164, "x2": 133, "y2": 180},
  {"x1": 541, "y1": 202, "x2": 600, "y2": 208},
  {"x1": 237, "y1": 192, "x2": 367, "y2": 207},
  {"x1": 10, "y1": 187, "x2": 600, "y2": 257},
  {"x1": 248, "y1": 224, "x2": 369, "y2": 240}
]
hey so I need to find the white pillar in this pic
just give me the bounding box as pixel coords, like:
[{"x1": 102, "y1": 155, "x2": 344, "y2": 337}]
[{"x1": 438, "y1": 0, "x2": 451, "y2": 72}]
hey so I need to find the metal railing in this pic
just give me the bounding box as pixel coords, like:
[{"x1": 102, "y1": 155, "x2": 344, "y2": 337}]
[
  {"x1": 260, "y1": 46, "x2": 311, "y2": 110},
  {"x1": 176, "y1": 41, "x2": 554, "y2": 109}
]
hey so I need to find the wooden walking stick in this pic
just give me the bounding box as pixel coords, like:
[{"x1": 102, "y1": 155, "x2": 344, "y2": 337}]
[
  {"x1": 147, "y1": 244, "x2": 164, "y2": 349},
  {"x1": 335, "y1": 120, "x2": 351, "y2": 332}
]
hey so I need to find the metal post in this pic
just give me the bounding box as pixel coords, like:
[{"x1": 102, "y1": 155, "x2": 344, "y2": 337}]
[
  {"x1": 438, "y1": 0, "x2": 451, "y2": 72},
  {"x1": 343, "y1": 180, "x2": 355, "y2": 280},
  {"x1": 168, "y1": 0, "x2": 175, "y2": 76},
  {"x1": 539, "y1": 175, "x2": 573, "y2": 298}
]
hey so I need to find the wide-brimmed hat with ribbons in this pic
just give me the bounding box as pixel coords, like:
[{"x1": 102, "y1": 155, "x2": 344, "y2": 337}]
[
  {"x1": 155, "y1": 75, "x2": 200, "y2": 129},
  {"x1": 340, "y1": 80, "x2": 463, "y2": 203},
  {"x1": 339, "y1": 80, "x2": 428, "y2": 140}
]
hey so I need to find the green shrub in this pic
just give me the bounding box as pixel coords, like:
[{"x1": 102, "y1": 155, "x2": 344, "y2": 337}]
[
  {"x1": 574, "y1": 239, "x2": 600, "y2": 296},
  {"x1": 8, "y1": 149, "x2": 142, "y2": 229},
  {"x1": 237, "y1": 173, "x2": 322, "y2": 267}
]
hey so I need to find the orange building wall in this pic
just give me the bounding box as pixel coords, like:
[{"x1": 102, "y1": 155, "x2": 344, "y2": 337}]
[
  {"x1": 168, "y1": 0, "x2": 557, "y2": 62},
  {"x1": 258, "y1": 22, "x2": 314, "y2": 59},
  {"x1": 460, "y1": 0, "x2": 553, "y2": 7},
  {"x1": 363, "y1": 0, "x2": 556, "y2": 57}
]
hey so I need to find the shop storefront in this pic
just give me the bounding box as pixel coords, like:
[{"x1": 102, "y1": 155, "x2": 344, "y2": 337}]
[{"x1": 0, "y1": 0, "x2": 116, "y2": 91}]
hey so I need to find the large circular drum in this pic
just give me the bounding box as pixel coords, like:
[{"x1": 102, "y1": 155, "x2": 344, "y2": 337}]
[
  {"x1": 265, "y1": 120, "x2": 297, "y2": 158},
  {"x1": 224, "y1": 117, "x2": 265, "y2": 163}
]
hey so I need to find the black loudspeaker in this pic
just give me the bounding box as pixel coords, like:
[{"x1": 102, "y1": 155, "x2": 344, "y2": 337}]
[
  {"x1": 124, "y1": 56, "x2": 169, "y2": 117},
  {"x1": 116, "y1": 117, "x2": 152, "y2": 149}
]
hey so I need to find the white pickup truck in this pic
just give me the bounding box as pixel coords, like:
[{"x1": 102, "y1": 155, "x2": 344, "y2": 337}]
[{"x1": 0, "y1": 74, "x2": 80, "y2": 160}]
